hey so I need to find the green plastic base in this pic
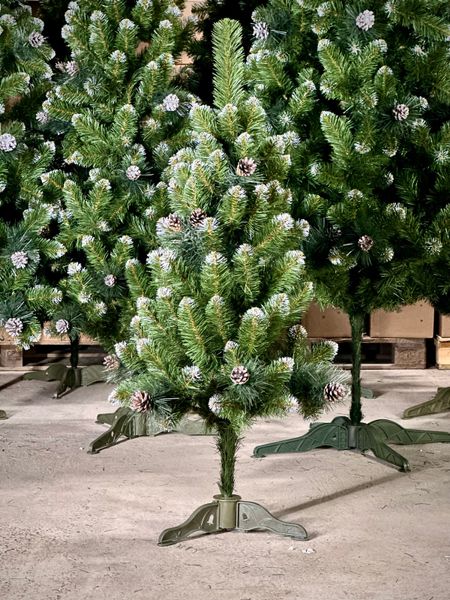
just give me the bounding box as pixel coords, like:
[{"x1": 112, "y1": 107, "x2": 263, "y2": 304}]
[
  {"x1": 23, "y1": 364, "x2": 105, "y2": 398},
  {"x1": 253, "y1": 416, "x2": 450, "y2": 472},
  {"x1": 158, "y1": 495, "x2": 307, "y2": 546},
  {"x1": 403, "y1": 387, "x2": 450, "y2": 418},
  {"x1": 0, "y1": 409, "x2": 7, "y2": 420},
  {"x1": 89, "y1": 407, "x2": 213, "y2": 454}
]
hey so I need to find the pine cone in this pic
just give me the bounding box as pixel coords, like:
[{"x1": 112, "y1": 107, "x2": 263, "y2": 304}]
[
  {"x1": 10, "y1": 251, "x2": 28, "y2": 269},
  {"x1": 104, "y1": 274, "x2": 116, "y2": 287},
  {"x1": 236, "y1": 157, "x2": 257, "y2": 177},
  {"x1": 392, "y1": 103, "x2": 409, "y2": 121},
  {"x1": 355, "y1": 10, "x2": 375, "y2": 31},
  {"x1": 4, "y1": 317, "x2": 23, "y2": 338},
  {"x1": 323, "y1": 382, "x2": 347, "y2": 402},
  {"x1": 230, "y1": 365, "x2": 250, "y2": 385},
  {"x1": 103, "y1": 354, "x2": 120, "y2": 371},
  {"x1": 189, "y1": 208, "x2": 207, "y2": 228},
  {"x1": 162, "y1": 94, "x2": 180, "y2": 112},
  {"x1": 126, "y1": 165, "x2": 141, "y2": 180},
  {"x1": 358, "y1": 235, "x2": 374, "y2": 252},
  {"x1": 28, "y1": 31, "x2": 45, "y2": 48},
  {"x1": 55, "y1": 319, "x2": 70, "y2": 334},
  {"x1": 130, "y1": 390, "x2": 152, "y2": 413},
  {"x1": 166, "y1": 213, "x2": 183, "y2": 232},
  {"x1": 0, "y1": 133, "x2": 17, "y2": 152},
  {"x1": 208, "y1": 394, "x2": 223, "y2": 415},
  {"x1": 253, "y1": 21, "x2": 270, "y2": 40}
]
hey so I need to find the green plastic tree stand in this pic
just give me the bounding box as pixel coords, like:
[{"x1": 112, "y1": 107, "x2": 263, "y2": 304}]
[
  {"x1": 0, "y1": 409, "x2": 7, "y2": 420},
  {"x1": 23, "y1": 363, "x2": 105, "y2": 398},
  {"x1": 23, "y1": 336, "x2": 105, "y2": 398},
  {"x1": 253, "y1": 314, "x2": 450, "y2": 471},
  {"x1": 89, "y1": 407, "x2": 213, "y2": 454},
  {"x1": 403, "y1": 387, "x2": 450, "y2": 419},
  {"x1": 158, "y1": 494, "x2": 307, "y2": 546},
  {"x1": 253, "y1": 415, "x2": 450, "y2": 472}
]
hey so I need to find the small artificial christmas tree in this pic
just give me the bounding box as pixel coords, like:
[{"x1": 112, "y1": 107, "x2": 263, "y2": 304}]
[
  {"x1": 31, "y1": 0, "x2": 194, "y2": 393},
  {"x1": 0, "y1": 1, "x2": 64, "y2": 354},
  {"x1": 248, "y1": 0, "x2": 450, "y2": 470},
  {"x1": 188, "y1": 0, "x2": 268, "y2": 102},
  {"x1": 98, "y1": 19, "x2": 346, "y2": 544}
]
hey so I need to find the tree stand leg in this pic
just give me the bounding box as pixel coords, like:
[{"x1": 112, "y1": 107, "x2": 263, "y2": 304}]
[
  {"x1": 89, "y1": 408, "x2": 213, "y2": 454},
  {"x1": 253, "y1": 415, "x2": 450, "y2": 472},
  {"x1": 23, "y1": 336, "x2": 105, "y2": 397},
  {"x1": 403, "y1": 387, "x2": 450, "y2": 418},
  {"x1": 0, "y1": 409, "x2": 7, "y2": 419},
  {"x1": 158, "y1": 494, "x2": 307, "y2": 546}
]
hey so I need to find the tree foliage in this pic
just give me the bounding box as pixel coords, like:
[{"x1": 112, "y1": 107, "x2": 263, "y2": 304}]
[{"x1": 248, "y1": 0, "x2": 450, "y2": 316}]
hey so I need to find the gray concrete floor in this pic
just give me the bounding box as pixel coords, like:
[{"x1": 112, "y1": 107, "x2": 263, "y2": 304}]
[{"x1": 1, "y1": 370, "x2": 450, "y2": 600}]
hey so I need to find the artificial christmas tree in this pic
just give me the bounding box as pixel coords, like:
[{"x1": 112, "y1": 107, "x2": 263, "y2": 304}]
[
  {"x1": 95, "y1": 18, "x2": 346, "y2": 544},
  {"x1": 0, "y1": 1, "x2": 63, "y2": 359},
  {"x1": 248, "y1": 0, "x2": 450, "y2": 470},
  {"x1": 28, "y1": 0, "x2": 195, "y2": 394}
]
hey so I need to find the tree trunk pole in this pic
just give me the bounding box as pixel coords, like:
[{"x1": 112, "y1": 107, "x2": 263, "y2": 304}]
[
  {"x1": 70, "y1": 335, "x2": 80, "y2": 370},
  {"x1": 216, "y1": 421, "x2": 239, "y2": 498},
  {"x1": 350, "y1": 313, "x2": 365, "y2": 425}
]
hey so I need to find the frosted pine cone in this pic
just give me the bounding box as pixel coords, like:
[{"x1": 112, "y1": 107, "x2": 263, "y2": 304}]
[
  {"x1": 126, "y1": 165, "x2": 141, "y2": 180},
  {"x1": 130, "y1": 390, "x2": 152, "y2": 412},
  {"x1": 236, "y1": 157, "x2": 257, "y2": 177},
  {"x1": 253, "y1": 21, "x2": 269, "y2": 40},
  {"x1": 355, "y1": 10, "x2": 375, "y2": 31},
  {"x1": 166, "y1": 213, "x2": 183, "y2": 233},
  {"x1": 358, "y1": 235, "x2": 374, "y2": 252},
  {"x1": 208, "y1": 394, "x2": 223, "y2": 415},
  {"x1": 28, "y1": 31, "x2": 45, "y2": 47},
  {"x1": 162, "y1": 94, "x2": 180, "y2": 112},
  {"x1": 0, "y1": 133, "x2": 17, "y2": 152},
  {"x1": 103, "y1": 354, "x2": 119, "y2": 371},
  {"x1": 392, "y1": 104, "x2": 409, "y2": 121},
  {"x1": 4, "y1": 318, "x2": 24, "y2": 338},
  {"x1": 189, "y1": 208, "x2": 207, "y2": 228},
  {"x1": 104, "y1": 274, "x2": 116, "y2": 287},
  {"x1": 324, "y1": 382, "x2": 347, "y2": 402},
  {"x1": 36, "y1": 111, "x2": 49, "y2": 124},
  {"x1": 10, "y1": 251, "x2": 28, "y2": 269},
  {"x1": 55, "y1": 319, "x2": 70, "y2": 334},
  {"x1": 230, "y1": 365, "x2": 250, "y2": 385}
]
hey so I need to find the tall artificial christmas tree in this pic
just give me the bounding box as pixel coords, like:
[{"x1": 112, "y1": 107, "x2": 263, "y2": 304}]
[
  {"x1": 0, "y1": 1, "x2": 64, "y2": 361},
  {"x1": 96, "y1": 19, "x2": 347, "y2": 544},
  {"x1": 248, "y1": 0, "x2": 450, "y2": 470},
  {"x1": 29, "y1": 0, "x2": 194, "y2": 394},
  {"x1": 188, "y1": 0, "x2": 268, "y2": 102}
]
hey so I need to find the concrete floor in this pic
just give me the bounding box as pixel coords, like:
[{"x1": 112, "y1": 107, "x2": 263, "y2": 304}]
[{"x1": 1, "y1": 370, "x2": 450, "y2": 600}]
